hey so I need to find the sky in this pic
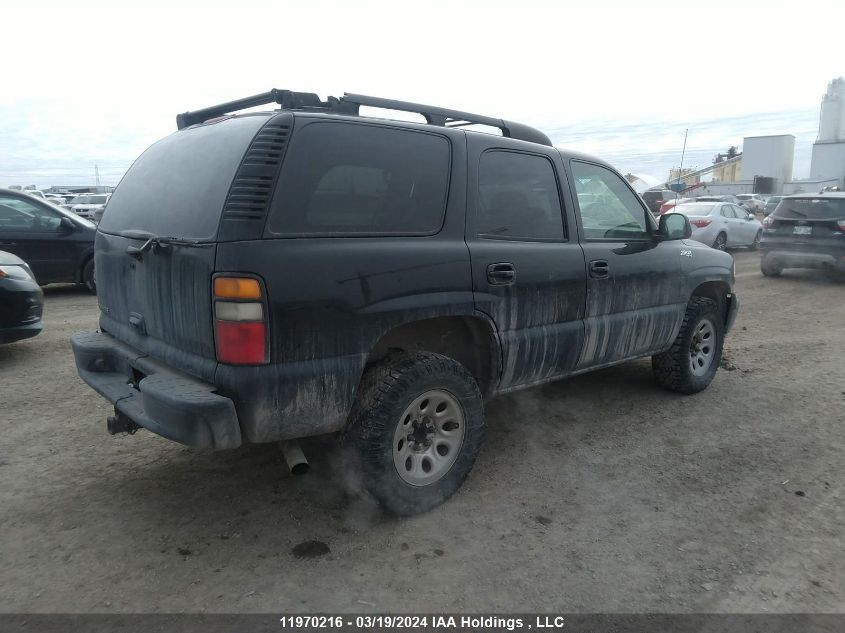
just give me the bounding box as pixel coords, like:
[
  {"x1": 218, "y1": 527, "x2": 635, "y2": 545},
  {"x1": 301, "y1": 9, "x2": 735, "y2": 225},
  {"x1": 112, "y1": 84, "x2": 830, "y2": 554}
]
[{"x1": 1, "y1": 0, "x2": 842, "y2": 188}]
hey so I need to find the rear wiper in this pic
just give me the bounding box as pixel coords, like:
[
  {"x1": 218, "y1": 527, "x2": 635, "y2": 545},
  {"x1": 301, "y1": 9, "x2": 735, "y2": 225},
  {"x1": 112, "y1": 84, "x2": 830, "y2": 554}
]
[{"x1": 121, "y1": 231, "x2": 213, "y2": 260}]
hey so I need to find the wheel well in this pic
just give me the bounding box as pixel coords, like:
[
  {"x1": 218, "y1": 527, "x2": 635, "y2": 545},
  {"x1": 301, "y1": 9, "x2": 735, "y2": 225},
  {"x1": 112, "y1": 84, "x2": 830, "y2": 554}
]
[
  {"x1": 691, "y1": 281, "x2": 730, "y2": 321},
  {"x1": 366, "y1": 316, "x2": 499, "y2": 397}
]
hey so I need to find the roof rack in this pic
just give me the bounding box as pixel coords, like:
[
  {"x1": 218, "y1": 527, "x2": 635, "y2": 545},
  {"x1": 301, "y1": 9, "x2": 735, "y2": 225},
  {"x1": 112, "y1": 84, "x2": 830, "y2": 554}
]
[{"x1": 175, "y1": 89, "x2": 552, "y2": 146}]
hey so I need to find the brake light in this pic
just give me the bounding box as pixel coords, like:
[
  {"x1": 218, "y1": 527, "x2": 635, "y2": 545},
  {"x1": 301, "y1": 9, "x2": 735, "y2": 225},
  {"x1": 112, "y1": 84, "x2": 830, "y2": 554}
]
[
  {"x1": 836, "y1": 220, "x2": 845, "y2": 231},
  {"x1": 690, "y1": 219, "x2": 712, "y2": 228},
  {"x1": 213, "y1": 275, "x2": 268, "y2": 365},
  {"x1": 762, "y1": 215, "x2": 775, "y2": 228}
]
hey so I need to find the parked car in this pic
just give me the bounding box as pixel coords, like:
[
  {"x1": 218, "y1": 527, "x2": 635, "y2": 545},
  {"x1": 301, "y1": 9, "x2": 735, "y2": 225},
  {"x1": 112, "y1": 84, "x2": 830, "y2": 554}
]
[
  {"x1": 24, "y1": 189, "x2": 48, "y2": 201},
  {"x1": 760, "y1": 193, "x2": 845, "y2": 277},
  {"x1": 642, "y1": 189, "x2": 680, "y2": 214},
  {"x1": 68, "y1": 194, "x2": 111, "y2": 220},
  {"x1": 696, "y1": 195, "x2": 742, "y2": 205},
  {"x1": 736, "y1": 193, "x2": 766, "y2": 213},
  {"x1": 71, "y1": 90, "x2": 738, "y2": 515},
  {"x1": 0, "y1": 249, "x2": 44, "y2": 344},
  {"x1": 0, "y1": 187, "x2": 97, "y2": 292},
  {"x1": 658, "y1": 197, "x2": 693, "y2": 214},
  {"x1": 674, "y1": 201, "x2": 763, "y2": 250},
  {"x1": 763, "y1": 195, "x2": 783, "y2": 216}
]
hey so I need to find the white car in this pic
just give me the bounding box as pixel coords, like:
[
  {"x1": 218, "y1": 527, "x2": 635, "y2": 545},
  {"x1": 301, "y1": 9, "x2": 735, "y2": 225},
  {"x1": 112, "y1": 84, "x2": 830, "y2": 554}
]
[
  {"x1": 68, "y1": 194, "x2": 111, "y2": 219},
  {"x1": 675, "y1": 201, "x2": 764, "y2": 250},
  {"x1": 736, "y1": 193, "x2": 766, "y2": 213}
]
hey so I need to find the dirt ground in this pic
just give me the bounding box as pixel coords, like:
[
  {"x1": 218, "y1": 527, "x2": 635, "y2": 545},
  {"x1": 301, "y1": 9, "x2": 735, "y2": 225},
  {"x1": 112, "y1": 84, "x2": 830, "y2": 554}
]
[{"x1": 1, "y1": 250, "x2": 843, "y2": 614}]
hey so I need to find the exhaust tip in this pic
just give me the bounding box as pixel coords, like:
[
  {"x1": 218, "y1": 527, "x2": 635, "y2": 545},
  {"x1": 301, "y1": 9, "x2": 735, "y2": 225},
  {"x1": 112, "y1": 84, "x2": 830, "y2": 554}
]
[{"x1": 279, "y1": 440, "x2": 309, "y2": 475}]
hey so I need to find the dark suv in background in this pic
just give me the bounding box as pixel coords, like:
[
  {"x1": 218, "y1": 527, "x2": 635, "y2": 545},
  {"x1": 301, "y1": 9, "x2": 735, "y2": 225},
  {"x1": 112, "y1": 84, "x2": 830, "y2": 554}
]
[
  {"x1": 761, "y1": 193, "x2": 845, "y2": 278},
  {"x1": 72, "y1": 90, "x2": 738, "y2": 515}
]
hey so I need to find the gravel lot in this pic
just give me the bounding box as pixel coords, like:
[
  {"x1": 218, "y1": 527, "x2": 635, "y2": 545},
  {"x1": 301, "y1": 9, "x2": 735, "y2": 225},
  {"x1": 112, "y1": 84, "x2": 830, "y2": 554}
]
[{"x1": 1, "y1": 250, "x2": 843, "y2": 613}]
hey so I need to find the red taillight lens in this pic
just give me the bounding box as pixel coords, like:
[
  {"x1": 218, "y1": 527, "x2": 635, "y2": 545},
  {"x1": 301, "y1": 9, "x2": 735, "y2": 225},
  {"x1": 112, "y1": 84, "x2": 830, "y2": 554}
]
[
  {"x1": 214, "y1": 321, "x2": 267, "y2": 365},
  {"x1": 690, "y1": 219, "x2": 712, "y2": 228},
  {"x1": 213, "y1": 275, "x2": 268, "y2": 365},
  {"x1": 835, "y1": 220, "x2": 845, "y2": 231},
  {"x1": 762, "y1": 215, "x2": 775, "y2": 228}
]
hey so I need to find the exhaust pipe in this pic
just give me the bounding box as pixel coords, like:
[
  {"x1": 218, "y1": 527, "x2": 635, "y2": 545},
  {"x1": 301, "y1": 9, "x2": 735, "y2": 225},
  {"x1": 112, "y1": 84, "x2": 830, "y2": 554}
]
[{"x1": 279, "y1": 440, "x2": 309, "y2": 475}]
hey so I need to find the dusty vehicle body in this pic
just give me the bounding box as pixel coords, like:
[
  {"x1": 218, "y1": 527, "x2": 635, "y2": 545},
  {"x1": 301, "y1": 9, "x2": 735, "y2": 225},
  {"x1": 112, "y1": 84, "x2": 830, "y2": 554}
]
[{"x1": 73, "y1": 90, "x2": 738, "y2": 514}]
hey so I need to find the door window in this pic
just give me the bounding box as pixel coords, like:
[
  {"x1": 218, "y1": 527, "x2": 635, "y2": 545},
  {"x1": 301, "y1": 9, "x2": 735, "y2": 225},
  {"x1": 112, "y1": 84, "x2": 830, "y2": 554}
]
[
  {"x1": 571, "y1": 161, "x2": 649, "y2": 240},
  {"x1": 720, "y1": 205, "x2": 736, "y2": 218},
  {"x1": 0, "y1": 196, "x2": 62, "y2": 232},
  {"x1": 476, "y1": 151, "x2": 565, "y2": 241}
]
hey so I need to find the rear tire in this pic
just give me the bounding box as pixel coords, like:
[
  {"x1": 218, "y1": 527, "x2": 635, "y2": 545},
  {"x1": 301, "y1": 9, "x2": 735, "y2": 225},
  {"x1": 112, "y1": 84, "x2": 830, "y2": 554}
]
[
  {"x1": 761, "y1": 256, "x2": 782, "y2": 277},
  {"x1": 82, "y1": 258, "x2": 96, "y2": 294},
  {"x1": 346, "y1": 351, "x2": 485, "y2": 516},
  {"x1": 652, "y1": 297, "x2": 724, "y2": 395},
  {"x1": 712, "y1": 233, "x2": 727, "y2": 251}
]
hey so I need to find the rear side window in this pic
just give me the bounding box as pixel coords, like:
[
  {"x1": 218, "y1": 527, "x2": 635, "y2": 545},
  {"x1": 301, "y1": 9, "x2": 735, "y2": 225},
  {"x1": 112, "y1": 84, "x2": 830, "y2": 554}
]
[
  {"x1": 476, "y1": 151, "x2": 564, "y2": 241},
  {"x1": 266, "y1": 122, "x2": 450, "y2": 235},
  {"x1": 773, "y1": 197, "x2": 845, "y2": 220}
]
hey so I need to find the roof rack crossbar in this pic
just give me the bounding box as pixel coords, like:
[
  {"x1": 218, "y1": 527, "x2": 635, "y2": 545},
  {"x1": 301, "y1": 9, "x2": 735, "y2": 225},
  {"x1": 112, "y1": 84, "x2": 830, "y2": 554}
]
[{"x1": 175, "y1": 89, "x2": 552, "y2": 146}]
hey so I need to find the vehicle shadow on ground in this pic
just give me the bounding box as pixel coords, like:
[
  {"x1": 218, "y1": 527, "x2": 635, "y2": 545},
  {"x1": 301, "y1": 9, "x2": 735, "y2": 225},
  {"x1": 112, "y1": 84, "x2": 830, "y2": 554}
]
[
  {"x1": 62, "y1": 359, "x2": 670, "y2": 538},
  {"x1": 41, "y1": 283, "x2": 91, "y2": 296}
]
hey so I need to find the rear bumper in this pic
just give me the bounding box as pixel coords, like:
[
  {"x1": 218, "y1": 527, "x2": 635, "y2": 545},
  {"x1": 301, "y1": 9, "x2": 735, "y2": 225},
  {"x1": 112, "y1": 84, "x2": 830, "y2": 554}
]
[
  {"x1": 71, "y1": 330, "x2": 241, "y2": 450},
  {"x1": 762, "y1": 249, "x2": 844, "y2": 270}
]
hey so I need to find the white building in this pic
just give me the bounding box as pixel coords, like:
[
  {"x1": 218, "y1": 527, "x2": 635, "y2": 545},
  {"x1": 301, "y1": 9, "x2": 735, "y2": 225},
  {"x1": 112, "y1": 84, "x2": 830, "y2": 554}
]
[{"x1": 809, "y1": 77, "x2": 845, "y2": 187}]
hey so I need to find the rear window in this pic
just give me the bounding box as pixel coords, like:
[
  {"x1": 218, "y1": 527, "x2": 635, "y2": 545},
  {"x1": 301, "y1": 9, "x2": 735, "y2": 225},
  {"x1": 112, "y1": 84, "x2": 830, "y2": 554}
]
[
  {"x1": 266, "y1": 122, "x2": 450, "y2": 236},
  {"x1": 676, "y1": 203, "x2": 716, "y2": 216},
  {"x1": 98, "y1": 115, "x2": 268, "y2": 240},
  {"x1": 773, "y1": 197, "x2": 845, "y2": 220}
]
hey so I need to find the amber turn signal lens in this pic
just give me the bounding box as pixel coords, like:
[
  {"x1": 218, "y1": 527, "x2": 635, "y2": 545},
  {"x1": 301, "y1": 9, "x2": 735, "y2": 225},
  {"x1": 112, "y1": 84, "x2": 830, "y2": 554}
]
[{"x1": 213, "y1": 277, "x2": 261, "y2": 299}]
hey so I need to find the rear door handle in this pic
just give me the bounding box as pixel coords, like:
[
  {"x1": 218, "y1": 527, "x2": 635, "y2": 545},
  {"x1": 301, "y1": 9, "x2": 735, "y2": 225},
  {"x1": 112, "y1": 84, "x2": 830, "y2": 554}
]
[
  {"x1": 0, "y1": 241, "x2": 16, "y2": 246},
  {"x1": 487, "y1": 262, "x2": 516, "y2": 286},
  {"x1": 589, "y1": 259, "x2": 610, "y2": 279}
]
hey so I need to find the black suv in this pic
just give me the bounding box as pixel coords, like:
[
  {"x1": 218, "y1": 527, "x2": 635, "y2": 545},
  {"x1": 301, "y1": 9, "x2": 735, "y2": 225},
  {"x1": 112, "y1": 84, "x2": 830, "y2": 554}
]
[
  {"x1": 760, "y1": 193, "x2": 845, "y2": 277},
  {"x1": 72, "y1": 90, "x2": 739, "y2": 515}
]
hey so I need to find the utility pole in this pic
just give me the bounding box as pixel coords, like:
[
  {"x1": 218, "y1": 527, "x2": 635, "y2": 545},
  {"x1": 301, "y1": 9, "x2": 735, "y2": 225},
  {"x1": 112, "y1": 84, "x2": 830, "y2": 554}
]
[{"x1": 95, "y1": 164, "x2": 100, "y2": 186}]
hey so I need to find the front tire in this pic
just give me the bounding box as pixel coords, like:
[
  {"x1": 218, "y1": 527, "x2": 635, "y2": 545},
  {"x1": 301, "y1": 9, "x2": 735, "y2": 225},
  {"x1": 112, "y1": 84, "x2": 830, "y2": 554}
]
[
  {"x1": 652, "y1": 297, "x2": 724, "y2": 395},
  {"x1": 750, "y1": 230, "x2": 762, "y2": 250},
  {"x1": 82, "y1": 258, "x2": 96, "y2": 294},
  {"x1": 346, "y1": 352, "x2": 485, "y2": 516}
]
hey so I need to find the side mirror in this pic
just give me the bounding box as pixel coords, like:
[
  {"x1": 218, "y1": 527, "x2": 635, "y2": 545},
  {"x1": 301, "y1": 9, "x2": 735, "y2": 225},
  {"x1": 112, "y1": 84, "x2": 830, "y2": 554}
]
[
  {"x1": 658, "y1": 212, "x2": 692, "y2": 240},
  {"x1": 59, "y1": 216, "x2": 76, "y2": 232}
]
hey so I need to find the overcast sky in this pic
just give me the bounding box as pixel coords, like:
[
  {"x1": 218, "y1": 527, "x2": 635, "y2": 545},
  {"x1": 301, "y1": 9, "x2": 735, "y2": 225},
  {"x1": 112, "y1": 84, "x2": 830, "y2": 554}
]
[{"x1": 1, "y1": 0, "x2": 842, "y2": 187}]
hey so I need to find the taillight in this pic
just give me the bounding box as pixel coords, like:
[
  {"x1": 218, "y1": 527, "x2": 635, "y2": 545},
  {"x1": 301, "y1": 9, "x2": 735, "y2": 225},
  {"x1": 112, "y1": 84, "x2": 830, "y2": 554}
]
[
  {"x1": 213, "y1": 275, "x2": 268, "y2": 365},
  {"x1": 835, "y1": 220, "x2": 845, "y2": 231},
  {"x1": 762, "y1": 215, "x2": 775, "y2": 228},
  {"x1": 690, "y1": 219, "x2": 712, "y2": 228}
]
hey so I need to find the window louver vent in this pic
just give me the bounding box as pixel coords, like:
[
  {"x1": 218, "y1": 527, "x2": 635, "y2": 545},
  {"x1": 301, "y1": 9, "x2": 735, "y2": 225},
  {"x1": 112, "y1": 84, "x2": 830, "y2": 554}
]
[{"x1": 222, "y1": 120, "x2": 290, "y2": 221}]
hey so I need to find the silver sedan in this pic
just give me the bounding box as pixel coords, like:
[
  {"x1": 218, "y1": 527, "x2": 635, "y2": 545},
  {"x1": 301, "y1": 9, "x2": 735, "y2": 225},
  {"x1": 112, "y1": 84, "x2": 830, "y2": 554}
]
[{"x1": 675, "y1": 201, "x2": 764, "y2": 250}]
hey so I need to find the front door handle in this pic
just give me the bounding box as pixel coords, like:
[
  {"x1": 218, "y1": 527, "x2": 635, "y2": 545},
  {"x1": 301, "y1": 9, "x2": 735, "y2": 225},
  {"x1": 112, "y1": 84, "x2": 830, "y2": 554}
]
[
  {"x1": 589, "y1": 259, "x2": 610, "y2": 279},
  {"x1": 0, "y1": 241, "x2": 16, "y2": 246},
  {"x1": 487, "y1": 262, "x2": 516, "y2": 286}
]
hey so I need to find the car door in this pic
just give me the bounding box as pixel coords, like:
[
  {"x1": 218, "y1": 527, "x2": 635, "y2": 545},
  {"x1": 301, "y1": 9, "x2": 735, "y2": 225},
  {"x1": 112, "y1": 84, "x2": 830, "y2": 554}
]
[
  {"x1": 565, "y1": 159, "x2": 686, "y2": 370},
  {"x1": 0, "y1": 194, "x2": 77, "y2": 284},
  {"x1": 466, "y1": 136, "x2": 586, "y2": 391},
  {"x1": 732, "y1": 204, "x2": 757, "y2": 244}
]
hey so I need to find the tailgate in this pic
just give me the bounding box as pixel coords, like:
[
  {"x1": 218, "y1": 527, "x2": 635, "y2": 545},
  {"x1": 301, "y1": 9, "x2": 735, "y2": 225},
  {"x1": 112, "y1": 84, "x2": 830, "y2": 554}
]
[{"x1": 95, "y1": 232, "x2": 218, "y2": 382}]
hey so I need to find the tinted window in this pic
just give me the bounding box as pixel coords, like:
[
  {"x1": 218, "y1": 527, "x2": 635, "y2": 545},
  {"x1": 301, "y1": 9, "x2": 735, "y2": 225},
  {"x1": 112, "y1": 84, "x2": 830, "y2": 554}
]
[
  {"x1": 476, "y1": 151, "x2": 564, "y2": 241},
  {"x1": 99, "y1": 115, "x2": 268, "y2": 240},
  {"x1": 773, "y1": 197, "x2": 845, "y2": 220},
  {"x1": 0, "y1": 195, "x2": 62, "y2": 232},
  {"x1": 267, "y1": 122, "x2": 450, "y2": 235},
  {"x1": 571, "y1": 161, "x2": 649, "y2": 240}
]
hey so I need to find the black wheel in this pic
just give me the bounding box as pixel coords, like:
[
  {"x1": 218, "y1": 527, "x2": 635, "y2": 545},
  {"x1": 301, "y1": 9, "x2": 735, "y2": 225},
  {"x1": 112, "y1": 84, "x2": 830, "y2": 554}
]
[
  {"x1": 346, "y1": 351, "x2": 485, "y2": 516},
  {"x1": 82, "y1": 258, "x2": 96, "y2": 294},
  {"x1": 712, "y1": 233, "x2": 727, "y2": 251},
  {"x1": 750, "y1": 230, "x2": 762, "y2": 250},
  {"x1": 652, "y1": 297, "x2": 724, "y2": 395},
  {"x1": 761, "y1": 256, "x2": 782, "y2": 277}
]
